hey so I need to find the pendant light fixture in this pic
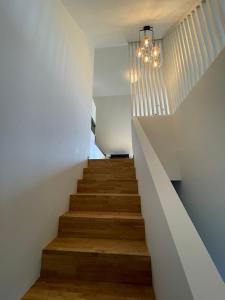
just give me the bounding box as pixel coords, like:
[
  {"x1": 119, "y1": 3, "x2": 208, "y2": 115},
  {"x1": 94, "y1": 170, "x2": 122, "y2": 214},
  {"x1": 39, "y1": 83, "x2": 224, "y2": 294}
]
[{"x1": 136, "y1": 25, "x2": 161, "y2": 68}]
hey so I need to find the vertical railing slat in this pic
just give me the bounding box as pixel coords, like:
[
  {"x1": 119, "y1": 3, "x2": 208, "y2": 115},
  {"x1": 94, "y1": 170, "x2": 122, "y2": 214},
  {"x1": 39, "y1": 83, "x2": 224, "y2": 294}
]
[
  {"x1": 205, "y1": 0, "x2": 222, "y2": 55},
  {"x1": 199, "y1": 2, "x2": 215, "y2": 61},
  {"x1": 129, "y1": 1, "x2": 225, "y2": 115},
  {"x1": 185, "y1": 16, "x2": 200, "y2": 83}
]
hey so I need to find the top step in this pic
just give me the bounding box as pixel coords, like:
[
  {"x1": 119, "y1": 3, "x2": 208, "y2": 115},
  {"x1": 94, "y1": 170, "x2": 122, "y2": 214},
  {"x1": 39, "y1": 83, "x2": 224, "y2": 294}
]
[{"x1": 88, "y1": 159, "x2": 134, "y2": 168}]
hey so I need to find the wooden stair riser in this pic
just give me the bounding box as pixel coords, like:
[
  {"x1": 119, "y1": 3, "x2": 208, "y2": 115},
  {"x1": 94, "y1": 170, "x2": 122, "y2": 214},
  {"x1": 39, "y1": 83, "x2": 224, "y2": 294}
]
[
  {"x1": 70, "y1": 194, "x2": 141, "y2": 213},
  {"x1": 22, "y1": 280, "x2": 155, "y2": 300},
  {"x1": 88, "y1": 159, "x2": 134, "y2": 168},
  {"x1": 58, "y1": 216, "x2": 145, "y2": 240},
  {"x1": 83, "y1": 168, "x2": 136, "y2": 180},
  {"x1": 41, "y1": 252, "x2": 151, "y2": 285},
  {"x1": 77, "y1": 180, "x2": 138, "y2": 194}
]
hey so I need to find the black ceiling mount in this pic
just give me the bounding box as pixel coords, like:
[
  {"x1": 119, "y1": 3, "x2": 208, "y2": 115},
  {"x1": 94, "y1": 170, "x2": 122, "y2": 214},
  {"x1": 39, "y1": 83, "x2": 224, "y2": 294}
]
[{"x1": 140, "y1": 25, "x2": 153, "y2": 32}]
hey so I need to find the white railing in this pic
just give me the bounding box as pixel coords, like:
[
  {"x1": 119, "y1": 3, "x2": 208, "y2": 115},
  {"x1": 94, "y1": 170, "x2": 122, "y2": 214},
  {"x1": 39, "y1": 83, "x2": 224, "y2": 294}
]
[
  {"x1": 132, "y1": 117, "x2": 225, "y2": 300},
  {"x1": 129, "y1": 0, "x2": 225, "y2": 116},
  {"x1": 163, "y1": 0, "x2": 225, "y2": 113}
]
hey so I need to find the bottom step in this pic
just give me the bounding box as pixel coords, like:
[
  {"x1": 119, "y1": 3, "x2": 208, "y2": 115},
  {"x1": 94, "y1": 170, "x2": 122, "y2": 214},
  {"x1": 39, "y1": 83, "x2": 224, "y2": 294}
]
[{"x1": 22, "y1": 280, "x2": 155, "y2": 300}]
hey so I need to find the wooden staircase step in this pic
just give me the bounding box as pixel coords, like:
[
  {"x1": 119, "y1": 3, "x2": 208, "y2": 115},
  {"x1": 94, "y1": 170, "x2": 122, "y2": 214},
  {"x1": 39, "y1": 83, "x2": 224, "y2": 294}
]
[
  {"x1": 41, "y1": 237, "x2": 151, "y2": 284},
  {"x1": 44, "y1": 237, "x2": 149, "y2": 256},
  {"x1": 83, "y1": 167, "x2": 136, "y2": 180},
  {"x1": 88, "y1": 159, "x2": 134, "y2": 168},
  {"x1": 70, "y1": 193, "x2": 141, "y2": 213},
  {"x1": 22, "y1": 280, "x2": 155, "y2": 300},
  {"x1": 77, "y1": 179, "x2": 138, "y2": 194},
  {"x1": 22, "y1": 158, "x2": 153, "y2": 298},
  {"x1": 58, "y1": 212, "x2": 145, "y2": 240}
]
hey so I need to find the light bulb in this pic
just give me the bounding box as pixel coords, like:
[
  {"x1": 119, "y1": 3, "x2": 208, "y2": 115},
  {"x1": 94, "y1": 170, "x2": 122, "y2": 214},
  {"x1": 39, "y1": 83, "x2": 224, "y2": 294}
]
[
  {"x1": 144, "y1": 36, "x2": 150, "y2": 47},
  {"x1": 144, "y1": 55, "x2": 150, "y2": 63},
  {"x1": 153, "y1": 60, "x2": 159, "y2": 68},
  {"x1": 152, "y1": 46, "x2": 160, "y2": 58},
  {"x1": 136, "y1": 48, "x2": 142, "y2": 58},
  {"x1": 153, "y1": 49, "x2": 159, "y2": 57}
]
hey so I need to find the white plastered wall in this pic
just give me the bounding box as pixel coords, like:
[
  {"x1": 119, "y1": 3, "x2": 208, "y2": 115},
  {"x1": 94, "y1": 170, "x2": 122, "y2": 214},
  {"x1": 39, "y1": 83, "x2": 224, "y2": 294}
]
[
  {"x1": 138, "y1": 116, "x2": 181, "y2": 180},
  {"x1": 0, "y1": 1, "x2": 94, "y2": 299},
  {"x1": 94, "y1": 95, "x2": 133, "y2": 156},
  {"x1": 140, "y1": 47, "x2": 225, "y2": 282},
  {"x1": 173, "y1": 47, "x2": 225, "y2": 281}
]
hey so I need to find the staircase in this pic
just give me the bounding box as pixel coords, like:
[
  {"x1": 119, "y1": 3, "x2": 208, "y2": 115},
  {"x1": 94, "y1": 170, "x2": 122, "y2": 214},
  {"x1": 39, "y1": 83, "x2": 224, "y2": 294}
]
[{"x1": 22, "y1": 159, "x2": 155, "y2": 299}]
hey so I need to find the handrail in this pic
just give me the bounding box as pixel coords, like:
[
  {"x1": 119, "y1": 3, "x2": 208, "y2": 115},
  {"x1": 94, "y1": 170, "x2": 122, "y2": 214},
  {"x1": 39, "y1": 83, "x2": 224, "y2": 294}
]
[{"x1": 132, "y1": 117, "x2": 225, "y2": 300}]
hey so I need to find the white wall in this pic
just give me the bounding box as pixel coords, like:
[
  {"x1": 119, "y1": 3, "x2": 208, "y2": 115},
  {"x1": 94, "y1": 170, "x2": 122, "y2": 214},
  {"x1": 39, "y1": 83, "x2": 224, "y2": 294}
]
[
  {"x1": 93, "y1": 46, "x2": 132, "y2": 155},
  {"x1": 94, "y1": 95, "x2": 132, "y2": 156},
  {"x1": 0, "y1": 1, "x2": 93, "y2": 299},
  {"x1": 132, "y1": 120, "x2": 192, "y2": 300},
  {"x1": 93, "y1": 45, "x2": 129, "y2": 97},
  {"x1": 173, "y1": 46, "x2": 225, "y2": 281},
  {"x1": 89, "y1": 99, "x2": 104, "y2": 159},
  {"x1": 89, "y1": 131, "x2": 105, "y2": 159},
  {"x1": 138, "y1": 116, "x2": 181, "y2": 180},
  {"x1": 91, "y1": 98, "x2": 96, "y2": 123},
  {"x1": 132, "y1": 118, "x2": 225, "y2": 300}
]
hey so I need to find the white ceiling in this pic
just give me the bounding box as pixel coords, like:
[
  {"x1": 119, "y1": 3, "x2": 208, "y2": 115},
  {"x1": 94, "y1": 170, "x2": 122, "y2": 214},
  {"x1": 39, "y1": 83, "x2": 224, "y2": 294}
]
[{"x1": 62, "y1": 0, "x2": 198, "y2": 48}]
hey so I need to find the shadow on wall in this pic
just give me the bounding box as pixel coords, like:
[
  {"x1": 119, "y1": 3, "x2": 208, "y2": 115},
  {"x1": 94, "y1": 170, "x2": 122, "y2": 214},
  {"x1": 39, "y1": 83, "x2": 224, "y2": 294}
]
[{"x1": 171, "y1": 181, "x2": 182, "y2": 199}]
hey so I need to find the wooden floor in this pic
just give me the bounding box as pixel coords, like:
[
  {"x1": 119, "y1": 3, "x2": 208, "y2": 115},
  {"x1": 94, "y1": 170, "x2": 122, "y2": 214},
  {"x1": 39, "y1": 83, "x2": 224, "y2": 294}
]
[{"x1": 22, "y1": 159, "x2": 155, "y2": 300}]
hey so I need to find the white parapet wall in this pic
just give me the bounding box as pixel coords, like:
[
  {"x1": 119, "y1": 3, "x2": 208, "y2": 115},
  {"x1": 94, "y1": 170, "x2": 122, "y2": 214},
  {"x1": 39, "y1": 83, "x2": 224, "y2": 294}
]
[{"x1": 132, "y1": 118, "x2": 225, "y2": 300}]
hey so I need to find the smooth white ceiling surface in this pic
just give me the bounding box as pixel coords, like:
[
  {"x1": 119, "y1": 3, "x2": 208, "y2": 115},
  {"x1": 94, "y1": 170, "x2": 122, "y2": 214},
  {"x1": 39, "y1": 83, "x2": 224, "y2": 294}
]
[{"x1": 62, "y1": 0, "x2": 198, "y2": 48}]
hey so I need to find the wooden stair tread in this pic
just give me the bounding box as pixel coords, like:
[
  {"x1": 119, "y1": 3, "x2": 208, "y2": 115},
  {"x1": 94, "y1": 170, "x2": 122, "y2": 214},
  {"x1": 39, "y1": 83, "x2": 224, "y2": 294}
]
[
  {"x1": 62, "y1": 211, "x2": 143, "y2": 220},
  {"x1": 79, "y1": 179, "x2": 137, "y2": 182},
  {"x1": 44, "y1": 237, "x2": 149, "y2": 256},
  {"x1": 75, "y1": 193, "x2": 139, "y2": 196},
  {"x1": 88, "y1": 159, "x2": 134, "y2": 164},
  {"x1": 84, "y1": 166, "x2": 135, "y2": 170},
  {"x1": 22, "y1": 280, "x2": 155, "y2": 300},
  {"x1": 89, "y1": 158, "x2": 133, "y2": 162},
  {"x1": 83, "y1": 167, "x2": 136, "y2": 172}
]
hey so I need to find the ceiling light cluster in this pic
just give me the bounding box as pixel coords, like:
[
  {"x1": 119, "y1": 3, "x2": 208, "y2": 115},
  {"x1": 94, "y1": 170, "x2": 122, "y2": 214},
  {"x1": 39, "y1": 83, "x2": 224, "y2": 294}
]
[{"x1": 136, "y1": 25, "x2": 161, "y2": 68}]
